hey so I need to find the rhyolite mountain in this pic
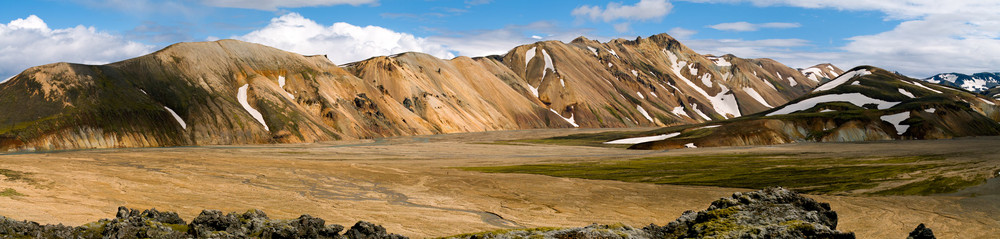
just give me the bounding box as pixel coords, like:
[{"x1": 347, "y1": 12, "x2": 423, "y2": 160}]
[
  {"x1": 924, "y1": 72, "x2": 1000, "y2": 93},
  {"x1": 617, "y1": 66, "x2": 1000, "y2": 150},
  {"x1": 0, "y1": 33, "x2": 838, "y2": 151}
]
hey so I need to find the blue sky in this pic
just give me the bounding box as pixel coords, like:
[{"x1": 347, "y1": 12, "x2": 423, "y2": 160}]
[{"x1": 2, "y1": 0, "x2": 999, "y2": 80}]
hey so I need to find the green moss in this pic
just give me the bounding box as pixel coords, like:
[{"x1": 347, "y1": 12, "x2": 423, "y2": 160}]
[
  {"x1": 0, "y1": 188, "x2": 24, "y2": 197},
  {"x1": 464, "y1": 154, "x2": 956, "y2": 195},
  {"x1": 0, "y1": 169, "x2": 33, "y2": 183},
  {"x1": 781, "y1": 220, "x2": 816, "y2": 233},
  {"x1": 164, "y1": 223, "x2": 189, "y2": 233}
]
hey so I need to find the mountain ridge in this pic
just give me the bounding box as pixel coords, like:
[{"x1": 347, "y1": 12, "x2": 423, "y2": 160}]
[{"x1": 1, "y1": 34, "x2": 838, "y2": 151}]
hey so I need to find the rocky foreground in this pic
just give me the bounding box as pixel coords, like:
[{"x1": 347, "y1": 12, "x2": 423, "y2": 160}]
[{"x1": 0, "y1": 188, "x2": 933, "y2": 238}]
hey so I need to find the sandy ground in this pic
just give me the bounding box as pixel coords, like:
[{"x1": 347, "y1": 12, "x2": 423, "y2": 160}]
[{"x1": 0, "y1": 128, "x2": 997, "y2": 238}]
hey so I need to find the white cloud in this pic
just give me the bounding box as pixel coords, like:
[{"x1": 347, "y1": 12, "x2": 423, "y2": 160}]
[
  {"x1": 572, "y1": 0, "x2": 672, "y2": 22},
  {"x1": 426, "y1": 21, "x2": 596, "y2": 58},
  {"x1": 668, "y1": 27, "x2": 697, "y2": 39},
  {"x1": 681, "y1": 0, "x2": 1000, "y2": 77},
  {"x1": 235, "y1": 13, "x2": 454, "y2": 64},
  {"x1": 0, "y1": 15, "x2": 154, "y2": 81},
  {"x1": 200, "y1": 0, "x2": 377, "y2": 10},
  {"x1": 708, "y1": 22, "x2": 801, "y2": 32},
  {"x1": 682, "y1": 0, "x2": 1000, "y2": 20}
]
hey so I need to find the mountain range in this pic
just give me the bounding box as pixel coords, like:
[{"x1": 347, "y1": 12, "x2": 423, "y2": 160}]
[
  {"x1": 4, "y1": 32, "x2": 997, "y2": 152},
  {"x1": 0, "y1": 33, "x2": 842, "y2": 151},
  {"x1": 923, "y1": 72, "x2": 1000, "y2": 95},
  {"x1": 621, "y1": 66, "x2": 1000, "y2": 149}
]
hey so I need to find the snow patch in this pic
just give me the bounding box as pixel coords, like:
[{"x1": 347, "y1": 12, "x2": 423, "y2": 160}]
[
  {"x1": 880, "y1": 112, "x2": 910, "y2": 135},
  {"x1": 685, "y1": 143, "x2": 697, "y2": 148},
  {"x1": 541, "y1": 49, "x2": 554, "y2": 79},
  {"x1": 278, "y1": 76, "x2": 294, "y2": 99},
  {"x1": 710, "y1": 85, "x2": 741, "y2": 119},
  {"x1": 925, "y1": 108, "x2": 936, "y2": 113},
  {"x1": 637, "y1": 92, "x2": 644, "y2": 99},
  {"x1": 608, "y1": 62, "x2": 613, "y2": 68},
  {"x1": 650, "y1": 91, "x2": 658, "y2": 97},
  {"x1": 940, "y1": 74, "x2": 958, "y2": 83},
  {"x1": 827, "y1": 65, "x2": 836, "y2": 72},
  {"x1": 820, "y1": 109, "x2": 835, "y2": 113},
  {"x1": 604, "y1": 132, "x2": 680, "y2": 145},
  {"x1": 700, "y1": 73, "x2": 712, "y2": 87},
  {"x1": 237, "y1": 84, "x2": 269, "y2": 131},
  {"x1": 767, "y1": 93, "x2": 899, "y2": 116},
  {"x1": 905, "y1": 81, "x2": 943, "y2": 94},
  {"x1": 549, "y1": 108, "x2": 579, "y2": 127},
  {"x1": 851, "y1": 81, "x2": 860, "y2": 86},
  {"x1": 898, "y1": 88, "x2": 915, "y2": 98},
  {"x1": 632, "y1": 70, "x2": 638, "y2": 77},
  {"x1": 693, "y1": 125, "x2": 721, "y2": 130},
  {"x1": 672, "y1": 106, "x2": 689, "y2": 118},
  {"x1": 962, "y1": 78, "x2": 988, "y2": 91},
  {"x1": 524, "y1": 47, "x2": 536, "y2": 67},
  {"x1": 788, "y1": 76, "x2": 798, "y2": 87},
  {"x1": 664, "y1": 50, "x2": 711, "y2": 100},
  {"x1": 744, "y1": 88, "x2": 773, "y2": 108},
  {"x1": 980, "y1": 98, "x2": 997, "y2": 105},
  {"x1": 709, "y1": 56, "x2": 730, "y2": 66},
  {"x1": 688, "y1": 64, "x2": 698, "y2": 76},
  {"x1": 163, "y1": 106, "x2": 186, "y2": 130},
  {"x1": 527, "y1": 84, "x2": 539, "y2": 97},
  {"x1": 637, "y1": 105, "x2": 653, "y2": 122},
  {"x1": 801, "y1": 67, "x2": 823, "y2": 82},
  {"x1": 140, "y1": 89, "x2": 148, "y2": 95},
  {"x1": 560, "y1": 78, "x2": 565, "y2": 87},
  {"x1": 813, "y1": 69, "x2": 871, "y2": 92},
  {"x1": 608, "y1": 49, "x2": 618, "y2": 58},
  {"x1": 587, "y1": 46, "x2": 598, "y2": 56}
]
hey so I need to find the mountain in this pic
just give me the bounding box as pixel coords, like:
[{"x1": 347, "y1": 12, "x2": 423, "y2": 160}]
[
  {"x1": 799, "y1": 63, "x2": 844, "y2": 82},
  {"x1": 924, "y1": 72, "x2": 1000, "y2": 93},
  {"x1": 621, "y1": 66, "x2": 1000, "y2": 150},
  {"x1": 0, "y1": 34, "x2": 835, "y2": 151}
]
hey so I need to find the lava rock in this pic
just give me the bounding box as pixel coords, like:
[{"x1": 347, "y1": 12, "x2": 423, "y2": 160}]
[
  {"x1": 345, "y1": 221, "x2": 407, "y2": 239},
  {"x1": 907, "y1": 223, "x2": 935, "y2": 239}
]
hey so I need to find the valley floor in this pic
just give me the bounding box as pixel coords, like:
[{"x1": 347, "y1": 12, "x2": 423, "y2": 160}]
[{"x1": 0, "y1": 129, "x2": 997, "y2": 238}]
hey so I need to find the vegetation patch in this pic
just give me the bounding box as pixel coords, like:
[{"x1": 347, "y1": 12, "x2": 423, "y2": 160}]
[
  {"x1": 0, "y1": 188, "x2": 24, "y2": 197},
  {"x1": 873, "y1": 176, "x2": 988, "y2": 196},
  {"x1": 0, "y1": 168, "x2": 34, "y2": 183},
  {"x1": 464, "y1": 154, "x2": 960, "y2": 195}
]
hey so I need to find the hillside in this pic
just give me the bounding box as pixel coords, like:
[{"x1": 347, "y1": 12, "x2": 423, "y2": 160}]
[
  {"x1": 0, "y1": 34, "x2": 833, "y2": 151},
  {"x1": 613, "y1": 66, "x2": 1000, "y2": 150}
]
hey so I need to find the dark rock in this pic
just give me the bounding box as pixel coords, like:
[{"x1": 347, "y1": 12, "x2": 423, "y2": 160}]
[
  {"x1": 907, "y1": 223, "x2": 936, "y2": 239},
  {"x1": 345, "y1": 221, "x2": 407, "y2": 239},
  {"x1": 650, "y1": 187, "x2": 855, "y2": 239},
  {"x1": 0, "y1": 207, "x2": 399, "y2": 239}
]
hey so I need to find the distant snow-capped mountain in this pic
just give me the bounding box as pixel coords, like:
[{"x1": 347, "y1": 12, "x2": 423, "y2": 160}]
[{"x1": 924, "y1": 72, "x2": 1000, "y2": 93}]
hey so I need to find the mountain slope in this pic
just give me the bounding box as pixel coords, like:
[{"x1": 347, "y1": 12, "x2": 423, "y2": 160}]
[
  {"x1": 0, "y1": 34, "x2": 835, "y2": 151},
  {"x1": 924, "y1": 72, "x2": 1000, "y2": 93},
  {"x1": 621, "y1": 66, "x2": 1000, "y2": 150}
]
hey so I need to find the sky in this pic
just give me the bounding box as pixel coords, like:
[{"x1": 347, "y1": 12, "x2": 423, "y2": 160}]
[{"x1": 2, "y1": 0, "x2": 999, "y2": 81}]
